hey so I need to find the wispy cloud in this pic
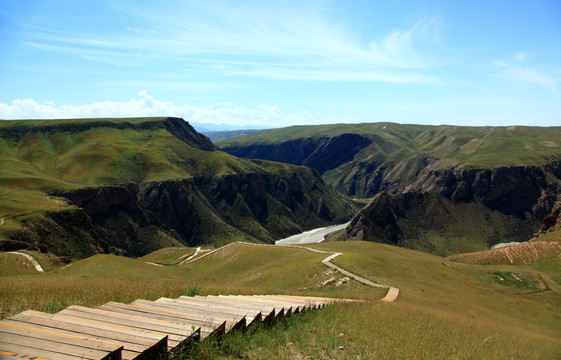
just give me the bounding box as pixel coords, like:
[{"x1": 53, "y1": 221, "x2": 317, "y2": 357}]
[
  {"x1": 493, "y1": 53, "x2": 558, "y2": 91},
  {"x1": 514, "y1": 51, "x2": 528, "y2": 61},
  {"x1": 0, "y1": 91, "x2": 340, "y2": 127},
  {"x1": 20, "y1": 1, "x2": 442, "y2": 84}
]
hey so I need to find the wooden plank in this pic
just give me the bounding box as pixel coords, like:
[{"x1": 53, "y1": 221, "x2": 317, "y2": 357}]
[
  {"x1": 64, "y1": 306, "x2": 199, "y2": 336},
  {"x1": 56, "y1": 309, "x2": 195, "y2": 350},
  {"x1": 251, "y1": 295, "x2": 319, "y2": 312},
  {"x1": 57, "y1": 307, "x2": 198, "y2": 349},
  {"x1": 98, "y1": 303, "x2": 222, "y2": 339},
  {"x1": 154, "y1": 298, "x2": 255, "y2": 324},
  {"x1": 0, "y1": 349, "x2": 49, "y2": 360},
  {"x1": 0, "y1": 333, "x2": 113, "y2": 360},
  {"x1": 199, "y1": 295, "x2": 278, "y2": 312},
  {"x1": 6, "y1": 312, "x2": 166, "y2": 360},
  {"x1": 1, "y1": 320, "x2": 141, "y2": 360},
  {"x1": 131, "y1": 300, "x2": 246, "y2": 332},
  {"x1": 185, "y1": 297, "x2": 276, "y2": 323},
  {"x1": 11, "y1": 311, "x2": 166, "y2": 344},
  {"x1": 0, "y1": 322, "x2": 122, "y2": 360},
  {"x1": 240, "y1": 295, "x2": 315, "y2": 313},
  {"x1": 213, "y1": 296, "x2": 289, "y2": 319},
  {"x1": 158, "y1": 298, "x2": 262, "y2": 325},
  {"x1": 0, "y1": 342, "x2": 82, "y2": 360},
  {"x1": 186, "y1": 296, "x2": 275, "y2": 313}
]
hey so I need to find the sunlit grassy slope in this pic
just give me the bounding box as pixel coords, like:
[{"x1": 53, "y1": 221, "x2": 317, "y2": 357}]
[
  {"x1": 2, "y1": 241, "x2": 560, "y2": 359},
  {"x1": 0, "y1": 117, "x2": 255, "y2": 191},
  {"x1": 219, "y1": 122, "x2": 561, "y2": 168}
]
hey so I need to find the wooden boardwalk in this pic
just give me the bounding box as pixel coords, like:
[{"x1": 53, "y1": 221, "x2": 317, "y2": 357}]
[{"x1": 0, "y1": 295, "x2": 359, "y2": 360}]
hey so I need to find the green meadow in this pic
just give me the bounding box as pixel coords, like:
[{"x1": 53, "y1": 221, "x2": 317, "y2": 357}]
[{"x1": 1, "y1": 241, "x2": 559, "y2": 359}]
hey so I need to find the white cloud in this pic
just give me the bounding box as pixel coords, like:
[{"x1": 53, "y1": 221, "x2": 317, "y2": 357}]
[
  {"x1": 493, "y1": 56, "x2": 558, "y2": 91},
  {"x1": 0, "y1": 91, "x2": 336, "y2": 127},
  {"x1": 23, "y1": 1, "x2": 442, "y2": 84}
]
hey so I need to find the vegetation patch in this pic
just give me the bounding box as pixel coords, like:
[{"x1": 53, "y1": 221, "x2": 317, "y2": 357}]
[
  {"x1": 140, "y1": 247, "x2": 197, "y2": 265},
  {"x1": 491, "y1": 271, "x2": 537, "y2": 290}
]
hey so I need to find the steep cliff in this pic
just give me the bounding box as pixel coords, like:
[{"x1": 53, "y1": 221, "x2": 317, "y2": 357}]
[
  {"x1": 344, "y1": 164, "x2": 561, "y2": 255},
  {"x1": 0, "y1": 117, "x2": 358, "y2": 258},
  {"x1": 218, "y1": 123, "x2": 561, "y2": 254}
]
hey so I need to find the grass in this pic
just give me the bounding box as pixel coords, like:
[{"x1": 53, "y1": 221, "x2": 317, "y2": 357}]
[
  {"x1": 0, "y1": 253, "x2": 39, "y2": 276},
  {"x1": 176, "y1": 302, "x2": 560, "y2": 360},
  {"x1": 1, "y1": 241, "x2": 560, "y2": 359},
  {"x1": 0, "y1": 245, "x2": 382, "y2": 319},
  {"x1": 538, "y1": 228, "x2": 561, "y2": 242}
]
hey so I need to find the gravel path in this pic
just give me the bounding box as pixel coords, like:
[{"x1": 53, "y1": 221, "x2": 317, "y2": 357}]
[{"x1": 8, "y1": 251, "x2": 44, "y2": 272}]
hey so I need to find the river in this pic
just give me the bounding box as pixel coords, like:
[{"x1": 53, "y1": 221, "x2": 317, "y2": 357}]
[{"x1": 274, "y1": 222, "x2": 349, "y2": 245}]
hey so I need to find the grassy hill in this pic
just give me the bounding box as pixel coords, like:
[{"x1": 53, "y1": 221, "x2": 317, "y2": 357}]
[
  {"x1": 1, "y1": 241, "x2": 560, "y2": 359},
  {"x1": 218, "y1": 123, "x2": 561, "y2": 196},
  {"x1": 0, "y1": 117, "x2": 358, "y2": 258}
]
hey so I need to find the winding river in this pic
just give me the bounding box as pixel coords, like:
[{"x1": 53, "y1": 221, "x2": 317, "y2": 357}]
[{"x1": 274, "y1": 222, "x2": 349, "y2": 245}]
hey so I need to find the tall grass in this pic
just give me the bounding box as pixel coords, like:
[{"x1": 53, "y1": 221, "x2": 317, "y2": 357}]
[{"x1": 170, "y1": 302, "x2": 561, "y2": 360}]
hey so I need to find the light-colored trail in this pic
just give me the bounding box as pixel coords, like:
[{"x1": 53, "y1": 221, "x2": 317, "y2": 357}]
[
  {"x1": 7, "y1": 251, "x2": 44, "y2": 272},
  {"x1": 178, "y1": 246, "x2": 202, "y2": 265},
  {"x1": 145, "y1": 261, "x2": 164, "y2": 267},
  {"x1": 0, "y1": 217, "x2": 4, "y2": 226},
  {"x1": 181, "y1": 241, "x2": 399, "y2": 302}
]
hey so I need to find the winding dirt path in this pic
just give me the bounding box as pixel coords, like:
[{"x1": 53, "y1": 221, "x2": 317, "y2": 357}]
[
  {"x1": 181, "y1": 241, "x2": 399, "y2": 302},
  {"x1": 7, "y1": 252, "x2": 44, "y2": 272}
]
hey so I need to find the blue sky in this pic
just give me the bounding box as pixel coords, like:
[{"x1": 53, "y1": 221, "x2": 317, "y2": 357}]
[{"x1": 0, "y1": 0, "x2": 560, "y2": 128}]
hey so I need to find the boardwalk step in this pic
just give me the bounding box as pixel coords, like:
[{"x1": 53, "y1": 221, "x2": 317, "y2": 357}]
[
  {"x1": 57, "y1": 306, "x2": 199, "y2": 351},
  {"x1": 98, "y1": 302, "x2": 223, "y2": 340},
  {"x1": 1, "y1": 295, "x2": 359, "y2": 359},
  {"x1": 6, "y1": 311, "x2": 167, "y2": 360}
]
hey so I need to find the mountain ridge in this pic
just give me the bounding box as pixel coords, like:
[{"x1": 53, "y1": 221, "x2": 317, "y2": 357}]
[
  {"x1": 0, "y1": 117, "x2": 358, "y2": 258},
  {"x1": 218, "y1": 123, "x2": 561, "y2": 254}
]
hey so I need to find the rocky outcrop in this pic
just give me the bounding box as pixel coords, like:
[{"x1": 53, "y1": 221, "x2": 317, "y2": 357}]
[
  {"x1": 533, "y1": 200, "x2": 561, "y2": 238},
  {"x1": 11, "y1": 167, "x2": 358, "y2": 258},
  {"x1": 344, "y1": 190, "x2": 542, "y2": 256},
  {"x1": 401, "y1": 164, "x2": 560, "y2": 219}
]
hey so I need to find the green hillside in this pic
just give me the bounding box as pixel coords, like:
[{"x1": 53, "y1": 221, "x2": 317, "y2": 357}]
[
  {"x1": 0, "y1": 117, "x2": 358, "y2": 257},
  {"x1": 1, "y1": 241, "x2": 559, "y2": 359},
  {"x1": 218, "y1": 123, "x2": 561, "y2": 196}
]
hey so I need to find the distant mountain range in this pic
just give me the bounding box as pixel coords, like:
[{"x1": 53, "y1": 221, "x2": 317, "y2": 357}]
[{"x1": 217, "y1": 123, "x2": 561, "y2": 255}]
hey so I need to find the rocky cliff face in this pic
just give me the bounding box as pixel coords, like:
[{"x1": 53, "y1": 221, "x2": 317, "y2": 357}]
[
  {"x1": 29, "y1": 167, "x2": 357, "y2": 257},
  {"x1": 344, "y1": 163, "x2": 561, "y2": 255}
]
